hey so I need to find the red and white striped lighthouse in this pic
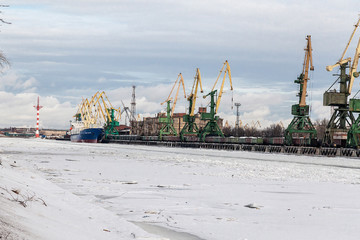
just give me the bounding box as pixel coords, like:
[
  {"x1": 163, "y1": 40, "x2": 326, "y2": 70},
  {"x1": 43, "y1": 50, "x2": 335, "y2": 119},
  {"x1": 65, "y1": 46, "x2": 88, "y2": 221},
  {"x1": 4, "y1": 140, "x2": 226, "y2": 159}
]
[{"x1": 33, "y1": 96, "x2": 43, "y2": 138}]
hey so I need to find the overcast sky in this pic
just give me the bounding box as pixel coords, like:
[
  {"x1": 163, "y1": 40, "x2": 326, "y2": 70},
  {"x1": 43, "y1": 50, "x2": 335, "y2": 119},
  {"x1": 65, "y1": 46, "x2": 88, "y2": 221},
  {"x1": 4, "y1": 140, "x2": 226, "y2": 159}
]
[{"x1": 0, "y1": 0, "x2": 360, "y2": 129}]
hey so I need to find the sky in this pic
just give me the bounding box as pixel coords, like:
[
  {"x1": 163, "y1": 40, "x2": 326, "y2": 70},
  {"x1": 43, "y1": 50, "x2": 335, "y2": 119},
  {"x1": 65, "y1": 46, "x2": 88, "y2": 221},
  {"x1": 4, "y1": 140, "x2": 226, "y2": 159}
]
[{"x1": 0, "y1": 0, "x2": 360, "y2": 129}]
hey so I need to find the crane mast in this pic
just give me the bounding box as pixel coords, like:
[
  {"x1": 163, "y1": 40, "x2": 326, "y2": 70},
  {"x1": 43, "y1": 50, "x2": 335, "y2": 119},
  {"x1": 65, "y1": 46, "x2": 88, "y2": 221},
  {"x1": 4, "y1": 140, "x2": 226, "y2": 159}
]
[
  {"x1": 210, "y1": 60, "x2": 234, "y2": 114},
  {"x1": 189, "y1": 68, "x2": 203, "y2": 116},
  {"x1": 180, "y1": 68, "x2": 204, "y2": 140},
  {"x1": 348, "y1": 35, "x2": 360, "y2": 93},
  {"x1": 284, "y1": 35, "x2": 317, "y2": 146},
  {"x1": 161, "y1": 73, "x2": 186, "y2": 116},
  {"x1": 159, "y1": 73, "x2": 186, "y2": 139}
]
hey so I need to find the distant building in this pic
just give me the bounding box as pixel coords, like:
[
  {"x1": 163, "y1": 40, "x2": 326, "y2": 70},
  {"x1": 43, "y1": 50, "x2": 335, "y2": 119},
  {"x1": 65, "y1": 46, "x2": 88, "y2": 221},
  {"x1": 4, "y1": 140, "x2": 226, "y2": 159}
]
[
  {"x1": 131, "y1": 107, "x2": 223, "y2": 136},
  {"x1": 0, "y1": 127, "x2": 67, "y2": 139},
  {"x1": 0, "y1": 127, "x2": 35, "y2": 138},
  {"x1": 41, "y1": 129, "x2": 67, "y2": 139}
]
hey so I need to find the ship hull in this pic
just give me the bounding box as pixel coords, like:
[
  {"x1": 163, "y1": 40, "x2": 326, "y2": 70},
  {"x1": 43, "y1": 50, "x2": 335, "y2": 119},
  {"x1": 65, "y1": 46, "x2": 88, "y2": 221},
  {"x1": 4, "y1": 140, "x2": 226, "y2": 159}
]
[{"x1": 70, "y1": 128, "x2": 104, "y2": 143}]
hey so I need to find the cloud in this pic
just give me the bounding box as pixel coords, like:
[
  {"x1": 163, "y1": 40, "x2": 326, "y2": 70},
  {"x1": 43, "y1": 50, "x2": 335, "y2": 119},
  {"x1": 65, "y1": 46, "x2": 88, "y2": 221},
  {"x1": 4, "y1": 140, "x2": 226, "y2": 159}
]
[
  {"x1": 0, "y1": 71, "x2": 38, "y2": 91},
  {"x1": 310, "y1": 100, "x2": 331, "y2": 121},
  {"x1": 0, "y1": 78, "x2": 338, "y2": 129},
  {"x1": 1, "y1": 0, "x2": 360, "y2": 129},
  {"x1": 97, "y1": 77, "x2": 106, "y2": 83},
  {"x1": 0, "y1": 91, "x2": 75, "y2": 129}
]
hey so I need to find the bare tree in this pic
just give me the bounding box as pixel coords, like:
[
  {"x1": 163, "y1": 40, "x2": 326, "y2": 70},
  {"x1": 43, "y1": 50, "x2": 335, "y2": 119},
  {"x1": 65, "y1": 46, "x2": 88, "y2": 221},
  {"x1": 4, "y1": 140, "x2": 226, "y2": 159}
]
[
  {"x1": 0, "y1": 51, "x2": 9, "y2": 68},
  {"x1": 0, "y1": 4, "x2": 10, "y2": 24},
  {"x1": 314, "y1": 118, "x2": 328, "y2": 140},
  {"x1": 0, "y1": 4, "x2": 10, "y2": 68},
  {"x1": 222, "y1": 126, "x2": 232, "y2": 137},
  {"x1": 262, "y1": 123, "x2": 284, "y2": 137}
]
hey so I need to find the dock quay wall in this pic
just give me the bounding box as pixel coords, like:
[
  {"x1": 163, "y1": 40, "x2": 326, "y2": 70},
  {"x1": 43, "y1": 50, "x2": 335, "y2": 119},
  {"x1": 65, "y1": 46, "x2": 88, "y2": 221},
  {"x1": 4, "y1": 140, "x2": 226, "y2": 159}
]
[{"x1": 107, "y1": 139, "x2": 360, "y2": 158}]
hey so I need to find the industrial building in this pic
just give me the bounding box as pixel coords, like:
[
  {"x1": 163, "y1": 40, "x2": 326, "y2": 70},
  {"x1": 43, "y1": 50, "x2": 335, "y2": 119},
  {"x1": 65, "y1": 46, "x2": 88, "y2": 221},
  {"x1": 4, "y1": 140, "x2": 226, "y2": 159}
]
[{"x1": 131, "y1": 107, "x2": 223, "y2": 136}]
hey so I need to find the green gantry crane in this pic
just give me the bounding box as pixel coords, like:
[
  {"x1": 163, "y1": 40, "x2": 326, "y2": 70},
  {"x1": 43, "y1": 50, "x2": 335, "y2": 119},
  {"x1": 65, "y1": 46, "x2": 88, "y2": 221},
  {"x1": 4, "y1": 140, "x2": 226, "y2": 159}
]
[
  {"x1": 200, "y1": 60, "x2": 233, "y2": 141},
  {"x1": 180, "y1": 68, "x2": 204, "y2": 141},
  {"x1": 91, "y1": 91, "x2": 121, "y2": 138},
  {"x1": 159, "y1": 73, "x2": 186, "y2": 140},
  {"x1": 105, "y1": 108, "x2": 120, "y2": 136},
  {"x1": 284, "y1": 35, "x2": 317, "y2": 146},
  {"x1": 324, "y1": 18, "x2": 360, "y2": 147}
]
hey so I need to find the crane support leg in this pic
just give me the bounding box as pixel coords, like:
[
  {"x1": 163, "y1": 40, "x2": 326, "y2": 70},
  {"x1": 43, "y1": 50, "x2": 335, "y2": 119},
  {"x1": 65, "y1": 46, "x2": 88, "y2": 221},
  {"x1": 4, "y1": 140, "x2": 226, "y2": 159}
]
[
  {"x1": 323, "y1": 108, "x2": 355, "y2": 147},
  {"x1": 346, "y1": 99, "x2": 360, "y2": 148},
  {"x1": 159, "y1": 101, "x2": 177, "y2": 140},
  {"x1": 180, "y1": 115, "x2": 200, "y2": 141},
  {"x1": 347, "y1": 116, "x2": 360, "y2": 148},
  {"x1": 323, "y1": 64, "x2": 355, "y2": 147},
  {"x1": 284, "y1": 115, "x2": 317, "y2": 146},
  {"x1": 105, "y1": 108, "x2": 120, "y2": 138},
  {"x1": 200, "y1": 120, "x2": 224, "y2": 141},
  {"x1": 199, "y1": 90, "x2": 224, "y2": 141}
]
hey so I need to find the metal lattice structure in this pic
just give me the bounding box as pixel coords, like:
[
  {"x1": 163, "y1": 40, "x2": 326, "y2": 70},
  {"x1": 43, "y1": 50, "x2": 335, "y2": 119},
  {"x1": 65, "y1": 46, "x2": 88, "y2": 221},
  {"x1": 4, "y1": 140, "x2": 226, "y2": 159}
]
[
  {"x1": 131, "y1": 85, "x2": 136, "y2": 122},
  {"x1": 235, "y1": 103, "x2": 241, "y2": 129}
]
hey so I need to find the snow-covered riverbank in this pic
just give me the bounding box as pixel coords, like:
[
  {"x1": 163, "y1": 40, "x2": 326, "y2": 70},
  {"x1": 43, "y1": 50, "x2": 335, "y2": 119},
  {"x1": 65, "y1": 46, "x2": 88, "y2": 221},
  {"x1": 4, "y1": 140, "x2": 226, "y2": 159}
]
[{"x1": 1, "y1": 138, "x2": 360, "y2": 239}]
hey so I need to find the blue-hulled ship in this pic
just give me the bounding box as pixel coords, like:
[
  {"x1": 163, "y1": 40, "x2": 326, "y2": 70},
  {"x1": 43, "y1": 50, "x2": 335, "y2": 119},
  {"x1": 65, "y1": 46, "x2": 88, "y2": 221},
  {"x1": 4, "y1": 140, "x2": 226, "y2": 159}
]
[{"x1": 70, "y1": 117, "x2": 104, "y2": 143}]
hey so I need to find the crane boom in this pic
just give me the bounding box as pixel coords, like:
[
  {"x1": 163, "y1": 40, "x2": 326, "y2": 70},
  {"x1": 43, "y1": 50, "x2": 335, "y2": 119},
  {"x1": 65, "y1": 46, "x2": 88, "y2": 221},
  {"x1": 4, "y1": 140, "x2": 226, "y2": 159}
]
[
  {"x1": 340, "y1": 18, "x2": 360, "y2": 63},
  {"x1": 162, "y1": 73, "x2": 186, "y2": 116},
  {"x1": 189, "y1": 68, "x2": 203, "y2": 116},
  {"x1": 326, "y1": 18, "x2": 360, "y2": 73},
  {"x1": 210, "y1": 60, "x2": 233, "y2": 114},
  {"x1": 90, "y1": 91, "x2": 121, "y2": 124},
  {"x1": 325, "y1": 17, "x2": 360, "y2": 95},
  {"x1": 92, "y1": 91, "x2": 111, "y2": 122},
  {"x1": 348, "y1": 35, "x2": 360, "y2": 94},
  {"x1": 326, "y1": 58, "x2": 351, "y2": 72},
  {"x1": 299, "y1": 35, "x2": 314, "y2": 107},
  {"x1": 76, "y1": 98, "x2": 97, "y2": 128}
]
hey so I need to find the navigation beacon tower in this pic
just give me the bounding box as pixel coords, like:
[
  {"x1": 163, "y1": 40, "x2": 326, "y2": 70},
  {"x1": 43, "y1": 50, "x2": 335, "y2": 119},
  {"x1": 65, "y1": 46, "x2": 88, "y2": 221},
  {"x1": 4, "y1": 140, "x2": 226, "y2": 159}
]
[{"x1": 33, "y1": 96, "x2": 43, "y2": 138}]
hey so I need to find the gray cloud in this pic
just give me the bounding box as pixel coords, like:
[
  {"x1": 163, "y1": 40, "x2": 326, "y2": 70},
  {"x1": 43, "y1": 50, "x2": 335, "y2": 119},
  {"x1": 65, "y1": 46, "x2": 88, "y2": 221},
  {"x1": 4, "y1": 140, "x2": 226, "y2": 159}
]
[{"x1": 0, "y1": 1, "x2": 360, "y2": 128}]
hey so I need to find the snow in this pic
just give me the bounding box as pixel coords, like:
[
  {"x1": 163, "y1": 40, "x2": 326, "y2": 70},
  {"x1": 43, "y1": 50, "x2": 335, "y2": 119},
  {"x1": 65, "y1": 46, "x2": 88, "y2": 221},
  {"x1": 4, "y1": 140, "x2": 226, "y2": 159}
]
[{"x1": 1, "y1": 138, "x2": 360, "y2": 240}]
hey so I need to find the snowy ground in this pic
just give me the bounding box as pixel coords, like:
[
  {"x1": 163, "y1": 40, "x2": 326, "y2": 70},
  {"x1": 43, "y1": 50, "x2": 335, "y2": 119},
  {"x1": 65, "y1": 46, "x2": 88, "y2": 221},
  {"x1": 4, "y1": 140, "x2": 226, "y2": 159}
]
[{"x1": 1, "y1": 138, "x2": 360, "y2": 240}]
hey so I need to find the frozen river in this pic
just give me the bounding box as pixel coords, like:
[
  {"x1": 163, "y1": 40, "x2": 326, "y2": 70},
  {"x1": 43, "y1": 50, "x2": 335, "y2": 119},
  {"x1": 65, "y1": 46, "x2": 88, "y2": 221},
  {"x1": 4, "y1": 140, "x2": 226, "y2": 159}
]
[{"x1": 1, "y1": 138, "x2": 360, "y2": 239}]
